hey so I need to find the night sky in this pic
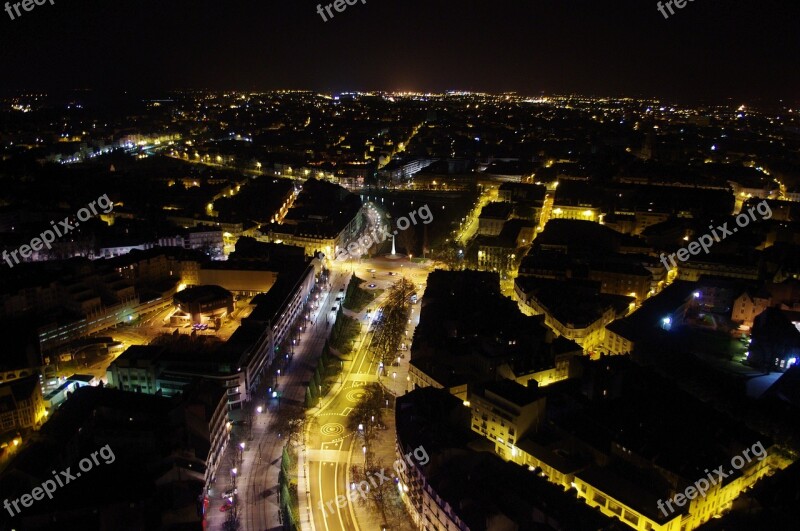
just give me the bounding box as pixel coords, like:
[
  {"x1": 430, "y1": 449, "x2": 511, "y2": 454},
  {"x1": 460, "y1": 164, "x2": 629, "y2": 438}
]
[{"x1": 0, "y1": 0, "x2": 797, "y2": 102}]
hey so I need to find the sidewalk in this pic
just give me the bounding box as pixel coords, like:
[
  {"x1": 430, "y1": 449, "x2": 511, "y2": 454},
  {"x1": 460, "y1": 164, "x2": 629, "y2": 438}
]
[
  {"x1": 298, "y1": 349, "x2": 355, "y2": 531},
  {"x1": 348, "y1": 298, "x2": 418, "y2": 531},
  {"x1": 205, "y1": 273, "x2": 341, "y2": 530},
  {"x1": 347, "y1": 381, "x2": 414, "y2": 531},
  {"x1": 301, "y1": 266, "x2": 424, "y2": 531}
]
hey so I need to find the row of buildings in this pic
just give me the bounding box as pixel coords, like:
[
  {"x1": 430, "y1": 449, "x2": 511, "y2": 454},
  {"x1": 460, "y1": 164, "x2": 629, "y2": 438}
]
[
  {"x1": 402, "y1": 270, "x2": 787, "y2": 531},
  {"x1": 0, "y1": 240, "x2": 324, "y2": 528}
]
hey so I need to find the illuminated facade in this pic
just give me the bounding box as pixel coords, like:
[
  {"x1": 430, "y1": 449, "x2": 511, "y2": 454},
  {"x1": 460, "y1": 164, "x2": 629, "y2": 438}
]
[
  {"x1": 467, "y1": 386, "x2": 777, "y2": 531},
  {"x1": 468, "y1": 381, "x2": 545, "y2": 451},
  {"x1": 0, "y1": 374, "x2": 46, "y2": 433},
  {"x1": 550, "y1": 205, "x2": 603, "y2": 222},
  {"x1": 602, "y1": 323, "x2": 636, "y2": 355},
  {"x1": 514, "y1": 278, "x2": 633, "y2": 352},
  {"x1": 731, "y1": 289, "x2": 771, "y2": 328}
]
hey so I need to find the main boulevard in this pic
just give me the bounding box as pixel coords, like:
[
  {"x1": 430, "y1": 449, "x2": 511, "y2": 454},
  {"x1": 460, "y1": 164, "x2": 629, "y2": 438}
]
[{"x1": 205, "y1": 255, "x2": 431, "y2": 530}]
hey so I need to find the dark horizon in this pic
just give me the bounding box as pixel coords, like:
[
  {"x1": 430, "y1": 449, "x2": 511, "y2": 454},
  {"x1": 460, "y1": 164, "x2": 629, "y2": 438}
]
[{"x1": 0, "y1": 0, "x2": 797, "y2": 104}]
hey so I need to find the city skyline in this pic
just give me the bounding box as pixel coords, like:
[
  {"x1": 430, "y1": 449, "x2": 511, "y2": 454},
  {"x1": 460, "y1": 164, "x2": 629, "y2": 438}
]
[
  {"x1": 0, "y1": 0, "x2": 797, "y2": 102},
  {"x1": 2, "y1": 3, "x2": 800, "y2": 531}
]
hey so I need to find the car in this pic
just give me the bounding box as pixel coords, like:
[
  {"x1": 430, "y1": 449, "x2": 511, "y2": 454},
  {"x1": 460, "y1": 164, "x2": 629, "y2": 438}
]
[
  {"x1": 219, "y1": 503, "x2": 232, "y2": 512},
  {"x1": 222, "y1": 488, "x2": 237, "y2": 499},
  {"x1": 388, "y1": 272, "x2": 396, "y2": 276},
  {"x1": 369, "y1": 269, "x2": 376, "y2": 273},
  {"x1": 332, "y1": 305, "x2": 339, "y2": 312}
]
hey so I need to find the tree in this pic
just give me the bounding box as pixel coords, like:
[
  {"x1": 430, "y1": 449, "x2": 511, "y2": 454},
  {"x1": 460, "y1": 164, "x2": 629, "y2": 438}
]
[
  {"x1": 347, "y1": 383, "x2": 385, "y2": 446},
  {"x1": 371, "y1": 278, "x2": 414, "y2": 366},
  {"x1": 398, "y1": 224, "x2": 418, "y2": 256},
  {"x1": 360, "y1": 458, "x2": 409, "y2": 529},
  {"x1": 270, "y1": 402, "x2": 305, "y2": 445}
]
